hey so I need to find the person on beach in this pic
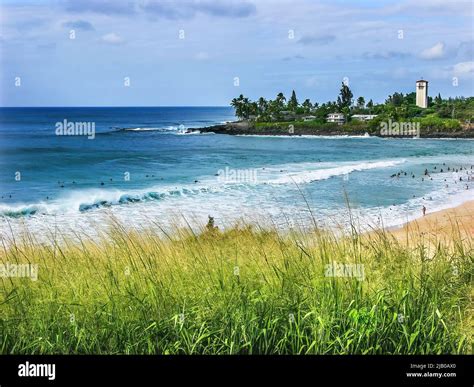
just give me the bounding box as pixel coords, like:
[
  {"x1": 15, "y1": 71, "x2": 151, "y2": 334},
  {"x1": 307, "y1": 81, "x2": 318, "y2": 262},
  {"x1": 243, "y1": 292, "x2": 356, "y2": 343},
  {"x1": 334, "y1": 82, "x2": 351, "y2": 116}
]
[{"x1": 422, "y1": 205, "x2": 427, "y2": 216}]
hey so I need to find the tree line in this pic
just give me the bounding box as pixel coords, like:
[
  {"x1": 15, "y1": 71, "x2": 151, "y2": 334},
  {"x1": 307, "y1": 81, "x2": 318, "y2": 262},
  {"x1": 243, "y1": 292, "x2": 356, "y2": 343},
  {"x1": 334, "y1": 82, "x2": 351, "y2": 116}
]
[{"x1": 231, "y1": 83, "x2": 473, "y2": 124}]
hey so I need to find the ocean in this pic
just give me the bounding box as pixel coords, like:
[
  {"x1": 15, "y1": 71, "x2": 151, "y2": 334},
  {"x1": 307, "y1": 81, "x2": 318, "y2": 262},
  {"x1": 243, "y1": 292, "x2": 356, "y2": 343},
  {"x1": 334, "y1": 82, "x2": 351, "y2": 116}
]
[{"x1": 0, "y1": 107, "x2": 473, "y2": 239}]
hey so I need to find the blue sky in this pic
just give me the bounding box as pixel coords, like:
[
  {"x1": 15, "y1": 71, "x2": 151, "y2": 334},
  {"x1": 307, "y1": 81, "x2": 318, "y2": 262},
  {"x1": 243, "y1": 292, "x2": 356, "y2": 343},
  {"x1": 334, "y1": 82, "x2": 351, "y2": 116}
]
[{"x1": 0, "y1": 0, "x2": 472, "y2": 106}]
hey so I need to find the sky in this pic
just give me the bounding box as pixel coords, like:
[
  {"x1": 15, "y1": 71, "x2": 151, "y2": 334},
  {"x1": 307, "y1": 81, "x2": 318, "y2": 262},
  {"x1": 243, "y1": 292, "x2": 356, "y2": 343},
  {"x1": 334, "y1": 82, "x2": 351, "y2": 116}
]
[{"x1": 0, "y1": 0, "x2": 473, "y2": 106}]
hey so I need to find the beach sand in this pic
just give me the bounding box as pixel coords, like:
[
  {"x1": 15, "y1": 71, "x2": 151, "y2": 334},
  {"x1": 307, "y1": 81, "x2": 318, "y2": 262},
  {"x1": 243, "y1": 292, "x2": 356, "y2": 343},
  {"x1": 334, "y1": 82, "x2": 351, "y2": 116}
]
[{"x1": 388, "y1": 200, "x2": 474, "y2": 242}]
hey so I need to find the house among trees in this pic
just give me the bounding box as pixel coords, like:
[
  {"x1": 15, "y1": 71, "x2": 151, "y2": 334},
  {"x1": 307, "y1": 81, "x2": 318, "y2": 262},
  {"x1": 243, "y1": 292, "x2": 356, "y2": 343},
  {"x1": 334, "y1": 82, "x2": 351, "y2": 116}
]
[
  {"x1": 229, "y1": 78, "x2": 471, "y2": 134},
  {"x1": 326, "y1": 113, "x2": 345, "y2": 125},
  {"x1": 280, "y1": 111, "x2": 296, "y2": 120},
  {"x1": 351, "y1": 114, "x2": 378, "y2": 121}
]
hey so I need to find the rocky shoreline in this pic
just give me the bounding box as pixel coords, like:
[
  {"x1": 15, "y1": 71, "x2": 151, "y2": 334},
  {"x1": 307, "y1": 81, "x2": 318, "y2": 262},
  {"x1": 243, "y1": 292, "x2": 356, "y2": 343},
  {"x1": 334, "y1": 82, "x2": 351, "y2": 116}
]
[{"x1": 193, "y1": 121, "x2": 474, "y2": 138}]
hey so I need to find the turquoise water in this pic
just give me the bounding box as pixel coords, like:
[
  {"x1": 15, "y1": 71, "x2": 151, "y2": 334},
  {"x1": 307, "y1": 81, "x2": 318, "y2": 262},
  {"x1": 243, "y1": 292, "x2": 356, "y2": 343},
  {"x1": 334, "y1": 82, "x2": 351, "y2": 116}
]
[{"x1": 0, "y1": 107, "x2": 473, "y2": 235}]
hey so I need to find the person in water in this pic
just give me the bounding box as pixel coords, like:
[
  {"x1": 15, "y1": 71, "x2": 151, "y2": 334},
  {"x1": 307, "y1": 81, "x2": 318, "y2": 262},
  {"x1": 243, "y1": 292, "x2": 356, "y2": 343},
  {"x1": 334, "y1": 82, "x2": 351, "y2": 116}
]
[{"x1": 422, "y1": 205, "x2": 426, "y2": 217}]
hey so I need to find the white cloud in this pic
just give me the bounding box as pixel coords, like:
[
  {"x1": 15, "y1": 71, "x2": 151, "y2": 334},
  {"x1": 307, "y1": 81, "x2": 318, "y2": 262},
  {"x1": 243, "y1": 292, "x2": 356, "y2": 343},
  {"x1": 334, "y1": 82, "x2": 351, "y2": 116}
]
[
  {"x1": 195, "y1": 51, "x2": 209, "y2": 60},
  {"x1": 453, "y1": 61, "x2": 474, "y2": 76},
  {"x1": 379, "y1": 0, "x2": 473, "y2": 16},
  {"x1": 304, "y1": 76, "x2": 320, "y2": 88},
  {"x1": 101, "y1": 32, "x2": 124, "y2": 45},
  {"x1": 420, "y1": 42, "x2": 446, "y2": 60},
  {"x1": 426, "y1": 61, "x2": 474, "y2": 80}
]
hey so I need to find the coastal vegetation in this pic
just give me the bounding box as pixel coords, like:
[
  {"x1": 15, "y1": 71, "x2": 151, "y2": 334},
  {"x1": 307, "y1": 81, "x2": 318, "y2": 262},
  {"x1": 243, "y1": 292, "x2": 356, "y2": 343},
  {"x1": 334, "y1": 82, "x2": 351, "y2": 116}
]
[
  {"x1": 0, "y1": 218, "x2": 471, "y2": 354},
  {"x1": 230, "y1": 83, "x2": 473, "y2": 136}
]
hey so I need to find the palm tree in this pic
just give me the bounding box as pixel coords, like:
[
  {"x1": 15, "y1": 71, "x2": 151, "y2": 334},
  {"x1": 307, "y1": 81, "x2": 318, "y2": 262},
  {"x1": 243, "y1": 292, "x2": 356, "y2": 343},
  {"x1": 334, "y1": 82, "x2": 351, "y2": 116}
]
[
  {"x1": 242, "y1": 97, "x2": 251, "y2": 119},
  {"x1": 257, "y1": 97, "x2": 268, "y2": 114},
  {"x1": 275, "y1": 92, "x2": 287, "y2": 113},
  {"x1": 231, "y1": 94, "x2": 245, "y2": 119},
  {"x1": 276, "y1": 92, "x2": 286, "y2": 104},
  {"x1": 256, "y1": 97, "x2": 269, "y2": 120},
  {"x1": 231, "y1": 94, "x2": 253, "y2": 120},
  {"x1": 302, "y1": 99, "x2": 313, "y2": 113}
]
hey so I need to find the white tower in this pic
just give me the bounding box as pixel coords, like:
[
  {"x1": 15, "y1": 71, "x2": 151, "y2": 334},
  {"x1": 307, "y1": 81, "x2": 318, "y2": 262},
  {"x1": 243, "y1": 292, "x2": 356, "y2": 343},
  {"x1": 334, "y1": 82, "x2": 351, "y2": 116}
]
[{"x1": 416, "y1": 79, "x2": 428, "y2": 108}]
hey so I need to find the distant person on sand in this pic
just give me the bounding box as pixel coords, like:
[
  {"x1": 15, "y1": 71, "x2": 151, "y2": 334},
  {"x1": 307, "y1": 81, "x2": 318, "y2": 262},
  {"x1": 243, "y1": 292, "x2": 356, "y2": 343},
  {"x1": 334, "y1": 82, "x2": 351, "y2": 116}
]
[{"x1": 422, "y1": 205, "x2": 426, "y2": 216}]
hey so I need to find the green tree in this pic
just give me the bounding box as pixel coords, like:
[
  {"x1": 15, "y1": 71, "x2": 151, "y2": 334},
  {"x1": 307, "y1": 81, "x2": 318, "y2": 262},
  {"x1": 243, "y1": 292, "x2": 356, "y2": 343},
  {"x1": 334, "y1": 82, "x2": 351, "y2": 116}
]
[
  {"x1": 257, "y1": 97, "x2": 268, "y2": 118},
  {"x1": 269, "y1": 92, "x2": 287, "y2": 119},
  {"x1": 337, "y1": 82, "x2": 353, "y2": 110},
  {"x1": 302, "y1": 99, "x2": 313, "y2": 113},
  {"x1": 288, "y1": 90, "x2": 299, "y2": 111},
  {"x1": 231, "y1": 95, "x2": 253, "y2": 119},
  {"x1": 341, "y1": 106, "x2": 351, "y2": 121},
  {"x1": 249, "y1": 101, "x2": 258, "y2": 117},
  {"x1": 386, "y1": 92, "x2": 404, "y2": 107},
  {"x1": 275, "y1": 92, "x2": 286, "y2": 109},
  {"x1": 356, "y1": 96, "x2": 365, "y2": 109},
  {"x1": 241, "y1": 97, "x2": 251, "y2": 119},
  {"x1": 231, "y1": 94, "x2": 246, "y2": 119}
]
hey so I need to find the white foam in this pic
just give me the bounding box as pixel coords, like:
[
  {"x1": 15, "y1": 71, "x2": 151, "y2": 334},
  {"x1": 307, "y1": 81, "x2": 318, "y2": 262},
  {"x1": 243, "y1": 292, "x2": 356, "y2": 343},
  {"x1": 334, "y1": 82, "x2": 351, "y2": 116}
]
[
  {"x1": 2, "y1": 154, "x2": 473, "y2": 244},
  {"x1": 358, "y1": 187, "x2": 474, "y2": 231},
  {"x1": 268, "y1": 159, "x2": 406, "y2": 185},
  {"x1": 236, "y1": 134, "x2": 375, "y2": 139},
  {"x1": 123, "y1": 127, "x2": 164, "y2": 132}
]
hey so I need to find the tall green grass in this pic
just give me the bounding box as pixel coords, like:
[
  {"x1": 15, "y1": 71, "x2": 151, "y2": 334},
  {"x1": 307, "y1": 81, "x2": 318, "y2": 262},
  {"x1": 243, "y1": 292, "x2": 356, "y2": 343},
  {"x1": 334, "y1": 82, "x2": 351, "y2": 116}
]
[{"x1": 0, "y1": 219, "x2": 472, "y2": 354}]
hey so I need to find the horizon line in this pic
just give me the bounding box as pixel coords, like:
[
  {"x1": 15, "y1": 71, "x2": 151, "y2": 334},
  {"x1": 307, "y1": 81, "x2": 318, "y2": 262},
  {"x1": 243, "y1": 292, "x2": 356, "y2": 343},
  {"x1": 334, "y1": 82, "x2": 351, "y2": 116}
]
[{"x1": 0, "y1": 105, "x2": 233, "y2": 108}]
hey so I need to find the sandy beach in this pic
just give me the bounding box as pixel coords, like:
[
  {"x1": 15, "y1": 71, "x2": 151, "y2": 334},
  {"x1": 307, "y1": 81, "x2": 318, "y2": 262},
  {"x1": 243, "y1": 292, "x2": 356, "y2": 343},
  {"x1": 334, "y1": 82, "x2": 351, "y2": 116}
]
[{"x1": 388, "y1": 200, "x2": 474, "y2": 241}]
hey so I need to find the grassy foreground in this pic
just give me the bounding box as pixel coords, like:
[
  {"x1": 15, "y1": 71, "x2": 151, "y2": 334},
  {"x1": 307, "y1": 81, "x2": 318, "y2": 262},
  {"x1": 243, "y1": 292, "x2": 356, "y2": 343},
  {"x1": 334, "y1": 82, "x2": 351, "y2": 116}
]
[{"x1": 0, "y1": 220, "x2": 472, "y2": 354}]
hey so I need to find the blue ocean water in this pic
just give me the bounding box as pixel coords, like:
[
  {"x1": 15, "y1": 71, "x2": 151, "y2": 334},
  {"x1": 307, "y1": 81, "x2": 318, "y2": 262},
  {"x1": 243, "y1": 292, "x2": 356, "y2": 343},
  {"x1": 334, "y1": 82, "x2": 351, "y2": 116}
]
[{"x1": 0, "y1": 107, "x2": 473, "y2": 236}]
